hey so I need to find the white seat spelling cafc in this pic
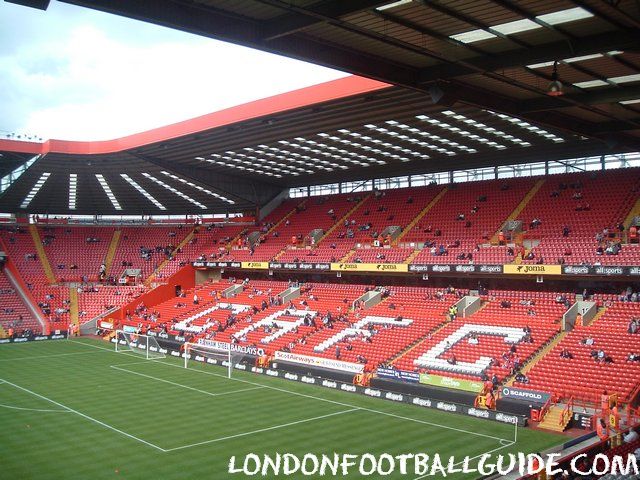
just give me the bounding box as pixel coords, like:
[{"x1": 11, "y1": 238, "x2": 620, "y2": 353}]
[
  {"x1": 173, "y1": 303, "x2": 250, "y2": 333},
  {"x1": 228, "y1": 308, "x2": 318, "y2": 345},
  {"x1": 414, "y1": 324, "x2": 526, "y2": 375},
  {"x1": 314, "y1": 316, "x2": 413, "y2": 353}
]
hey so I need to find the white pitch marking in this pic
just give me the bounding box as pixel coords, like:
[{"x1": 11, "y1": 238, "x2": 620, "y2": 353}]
[
  {"x1": 0, "y1": 350, "x2": 109, "y2": 362},
  {"x1": 164, "y1": 408, "x2": 360, "y2": 452},
  {"x1": 110, "y1": 365, "x2": 265, "y2": 397},
  {"x1": 160, "y1": 360, "x2": 509, "y2": 443},
  {"x1": 0, "y1": 403, "x2": 70, "y2": 413},
  {"x1": 0, "y1": 378, "x2": 166, "y2": 452},
  {"x1": 68, "y1": 339, "x2": 514, "y2": 445}
]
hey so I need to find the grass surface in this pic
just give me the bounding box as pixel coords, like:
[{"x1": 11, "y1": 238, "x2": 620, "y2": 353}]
[{"x1": 0, "y1": 338, "x2": 563, "y2": 479}]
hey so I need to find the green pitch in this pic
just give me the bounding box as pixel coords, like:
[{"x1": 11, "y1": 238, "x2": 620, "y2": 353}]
[{"x1": 0, "y1": 338, "x2": 563, "y2": 479}]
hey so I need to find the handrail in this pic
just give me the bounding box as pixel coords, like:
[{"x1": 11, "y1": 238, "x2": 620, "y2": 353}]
[
  {"x1": 539, "y1": 396, "x2": 553, "y2": 422},
  {"x1": 627, "y1": 381, "x2": 640, "y2": 405},
  {"x1": 627, "y1": 406, "x2": 640, "y2": 427},
  {"x1": 559, "y1": 396, "x2": 574, "y2": 426}
]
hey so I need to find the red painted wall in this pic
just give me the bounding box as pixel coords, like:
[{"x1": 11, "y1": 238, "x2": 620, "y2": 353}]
[{"x1": 113, "y1": 264, "x2": 196, "y2": 322}]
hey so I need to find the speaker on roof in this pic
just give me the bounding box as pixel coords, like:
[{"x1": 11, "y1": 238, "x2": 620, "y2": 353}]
[
  {"x1": 5, "y1": 0, "x2": 50, "y2": 10},
  {"x1": 428, "y1": 84, "x2": 444, "y2": 104}
]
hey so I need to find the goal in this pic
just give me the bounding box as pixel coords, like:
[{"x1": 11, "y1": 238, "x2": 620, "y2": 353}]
[
  {"x1": 114, "y1": 330, "x2": 165, "y2": 360},
  {"x1": 184, "y1": 341, "x2": 261, "y2": 379}
]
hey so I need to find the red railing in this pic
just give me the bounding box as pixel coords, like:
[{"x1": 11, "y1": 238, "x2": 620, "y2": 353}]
[
  {"x1": 538, "y1": 396, "x2": 553, "y2": 422},
  {"x1": 560, "y1": 396, "x2": 574, "y2": 426}
]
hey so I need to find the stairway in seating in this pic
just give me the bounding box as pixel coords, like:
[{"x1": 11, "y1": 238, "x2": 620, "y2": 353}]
[
  {"x1": 69, "y1": 287, "x2": 79, "y2": 328},
  {"x1": 340, "y1": 250, "x2": 356, "y2": 262},
  {"x1": 403, "y1": 249, "x2": 422, "y2": 264},
  {"x1": 104, "y1": 229, "x2": 121, "y2": 274},
  {"x1": 538, "y1": 405, "x2": 571, "y2": 432},
  {"x1": 394, "y1": 187, "x2": 448, "y2": 245},
  {"x1": 490, "y1": 179, "x2": 546, "y2": 244},
  {"x1": 623, "y1": 197, "x2": 640, "y2": 241},
  {"x1": 225, "y1": 227, "x2": 249, "y2": 252},
  {"x1": 585, "y1": 306, "x2": 607, "y2": 327},
  {"x1": 506, "y1": 330, "x2": 567, "y2": 386},
  {"x1": 268, "y1": 200, "x2": 307, "y2": 235},
  {"x1": 29, "y1": 225, "x2": 56, "y2": 284},
  {"x1": 145, "y1": 228, "x2": 196, "y2": 285},
  {"x1": 272, "y1": 247, "x2": 290, "y2": 261},
  {"x1": 317, "y1": 194, "x2": 371, "y2": 244}
]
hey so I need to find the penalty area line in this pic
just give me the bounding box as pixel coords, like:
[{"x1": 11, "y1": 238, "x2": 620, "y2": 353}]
[
  {"x1": 163, "y1": 408, "x2": 360, "y2": 452},
  {"x1": 67, "y1": 340, "x2": 516, "y2": 446},
  {"x1": 110, "y1": 364, "x2": 266, "y2": 398},
  {"x1": 0, "y1": 350, "x2": 112, "y2": 362},
  {"x1": 0, "y1": 378, "x2": 166, "y2": 452},
  {"x1": 156, "y1": 360, "x2": 510, "y2": 444}
]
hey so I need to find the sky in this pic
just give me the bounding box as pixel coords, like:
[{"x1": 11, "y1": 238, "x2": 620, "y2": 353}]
[{"x1": 0, "y1": 1, "x2": 349, "y2": 141}]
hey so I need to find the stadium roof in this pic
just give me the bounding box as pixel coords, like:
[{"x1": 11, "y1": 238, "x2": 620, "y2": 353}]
[{"x1": 1, "y1": 0, "x2": 639, "y2": 215}]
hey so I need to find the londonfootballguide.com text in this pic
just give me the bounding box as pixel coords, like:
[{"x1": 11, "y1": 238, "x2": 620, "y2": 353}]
[{"x1": 228, "y1": 452, "x2": 639, "y2": 477}]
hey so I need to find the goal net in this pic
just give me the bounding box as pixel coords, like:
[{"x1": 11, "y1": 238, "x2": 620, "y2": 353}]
[
  {"x1": 115, "y1": 330, "x2": 165, "y2": 360},
  {"x1": 184, "y1": 341, "x2": 262, "y2": 379}
]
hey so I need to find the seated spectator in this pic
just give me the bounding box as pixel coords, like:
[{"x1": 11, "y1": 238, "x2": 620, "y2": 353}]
[
  {"x1": 626, "y1": 352, "x2": 640, "y2": 362},
  {"x1": 515, "y1": 372, "x2": 528, "y2": 384},
  {"x1": 624, "y1": 428, "x2": 639, "y2": 444},
  {"x1": 560, "y1": 348, "x2": 573, "y2": 359}
]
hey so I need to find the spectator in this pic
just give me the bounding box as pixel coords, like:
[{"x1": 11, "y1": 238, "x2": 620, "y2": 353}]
[
  {"x1": 560, "y1": 348, "x2": 573, "y2": 359},
  {"x1": 581, "y1": 336, "x2": 595, "y2": 346},
  {"x1": 624, "y1": 428, "x2": 639, "y2": 444}
]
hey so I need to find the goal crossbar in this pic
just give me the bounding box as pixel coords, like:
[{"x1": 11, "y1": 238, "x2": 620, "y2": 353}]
[
  {"x1": 114, "y1": 330, "x2": 165, "y2": 360},
  {"x1": 184, "y1": 342, "x2": 234, "y2": 378}
]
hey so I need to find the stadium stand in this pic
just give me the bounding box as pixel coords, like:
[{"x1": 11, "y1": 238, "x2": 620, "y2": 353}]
[
  {"x1": 40, "y1": 226, "x2": 113, "y2": 282},
  {"x1": 0, "y1": 270, "x2": 38, "y2": 333},
  {"x1": 1, "y1": 167, "x2": 640, "y2": 416},
  {"x1": 394, "y1": 290, "x2": 565, "y2": 383},
  {"x1": 154, "y1": 224, "x2": 246, "y2": 278},
  {"x1": 525, "y1": 301, "x2": 640, "y2": 404},
  {"x1": 110, "y1": 227, "x2": 192, "y2": 280},
  {"x1": 520, "y1": 170, "x2": 640, "y2": 265}
]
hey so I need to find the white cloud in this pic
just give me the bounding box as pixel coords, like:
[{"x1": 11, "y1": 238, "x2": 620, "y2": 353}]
[{"x1": 0, "y1": 2, "x2": 348, "y2": 141}]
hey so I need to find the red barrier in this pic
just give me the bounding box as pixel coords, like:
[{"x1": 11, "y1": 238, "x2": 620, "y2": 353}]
[{"x1": 112, "y1": 264, "x2": 196, "y2": 323}]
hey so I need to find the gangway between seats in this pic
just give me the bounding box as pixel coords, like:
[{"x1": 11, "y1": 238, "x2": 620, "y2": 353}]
[{"x1": 562, "y1": 300, "x2": 596, "y2": 331}]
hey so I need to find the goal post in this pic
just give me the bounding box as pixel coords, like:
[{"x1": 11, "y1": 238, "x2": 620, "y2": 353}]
[
  {"x1": 184, "y1": 342, "x2": 233, "y2": 378},
  {"x1": 183, "y1": 341, "x2": 266, "y2": 379},
  {"x1": 114, "y1": 330, "x2": 165, "y2": 360}
]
